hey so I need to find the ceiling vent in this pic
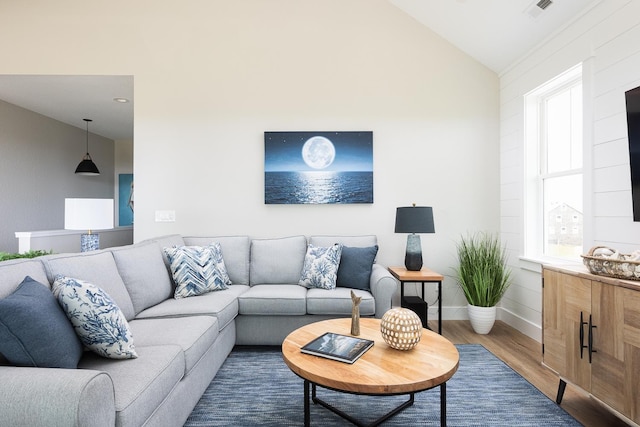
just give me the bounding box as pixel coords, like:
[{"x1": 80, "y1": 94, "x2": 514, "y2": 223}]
[
  {"x1": 525, "y1": 0, "x2": 553, "y2": 19},
  {"x1": 537, "y1": 0, "x2": 553, "y2": 10}
]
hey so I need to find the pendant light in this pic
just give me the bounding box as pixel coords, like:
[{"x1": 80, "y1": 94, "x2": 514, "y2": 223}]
[{"x1": 75, "y1": 118, "x2": 100, "y2": 175}]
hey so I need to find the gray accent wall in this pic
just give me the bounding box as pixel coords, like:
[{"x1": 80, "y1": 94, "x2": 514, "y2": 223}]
[{"x1": 0, "y1": 100, "x2": 115, "y2": 252}]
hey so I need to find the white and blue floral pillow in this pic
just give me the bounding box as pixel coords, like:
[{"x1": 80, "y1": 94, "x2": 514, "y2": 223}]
[
  {"x1": 163, "y1": 243, "x2": 231, "y2": 299},
  {"x1": 298, "y1": 243, "x2": 343, "y2": 289},
  {"x1": 52, "y1": 275, "x2": 138, "y2": 359}
]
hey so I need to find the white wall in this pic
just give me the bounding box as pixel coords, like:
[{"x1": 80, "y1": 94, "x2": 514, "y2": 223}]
[
  {"x1": 499, "y1": 0, "x2": 640, "y2": 340},
  {"x1": 0, "y1": 100, "x2": 115, "y2": 252},
  {"x1": 0, "y1": 0, "x2": 499, "y2": 312},
  {"x1": 16, "y1": 227, "x2": 133, "y2": 254}
]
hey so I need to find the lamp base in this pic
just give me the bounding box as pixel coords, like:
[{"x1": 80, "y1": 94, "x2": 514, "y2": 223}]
[
  {"x1": 404, "y1": 234, "x2": 423, "y2": 271},
  {"x1": 81, "y1": 233, "x2": 100, "y2": 252}
]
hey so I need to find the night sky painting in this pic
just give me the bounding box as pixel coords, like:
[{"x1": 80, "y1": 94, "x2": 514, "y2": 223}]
[{"x1": 265, "y1": 131, "x2": 373, "y2": 204}]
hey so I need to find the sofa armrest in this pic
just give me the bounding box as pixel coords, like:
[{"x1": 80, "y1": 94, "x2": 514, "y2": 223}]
[
  {"x1": 369, "y1": 264, "x2": 398, "y2": 318},
  {"x1": 0, "y1": 367, "x2": 115, "y2": 427}
]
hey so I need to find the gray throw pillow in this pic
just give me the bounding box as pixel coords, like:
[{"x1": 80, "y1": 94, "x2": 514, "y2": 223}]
[
  {"x1": 336, "y1": 245, "x2": 378, "y2": 290},
  {"x1": 0, "y1": 276, "x2": 83, "y2": 368}
]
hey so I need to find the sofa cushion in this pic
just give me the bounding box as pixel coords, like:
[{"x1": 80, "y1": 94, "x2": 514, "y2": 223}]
[
  {"x1": 144, "y1": 234, "x2": 186, "y2": 270},
  {"x1": 183, "y1": 236, "x2": 250, "y2": 285},
  {"x1": 164, "y1": 244, "x2": 231, "y2": 298},
  {"x1": 250, "y1": 236, "x2": 307, "y2": 285},
  {"x1": 336, "y1": 245, "x2": 379, "y2": 290},
  {"x1": 148, "y1": 234, "x2": 186, "y2": 248},
  {"x1": 306, "y1": 288, "x2": 375, "y2": 316},
  {"x1": 53, "y1": 275, "x2": 138, "y2": 359},
  {"x1": 0, "y1": 258, "x2": 50, "y2": 299},
  {"x1": 298, "y1": 244, "x2": 342, "y2": 289},
  {"x1": 129, "y1": 316, "x2": 218, "y2": 374},
  {"x1": 0, "y1": 276, "x2": 83, "y2": 368},
  {"x1": 110, "y1": 241, "x2": 173, "y2": 315},
  {"x1": 78, "y1": 345, "x2": 184, "y2": 427},
  {"x1": 42, "y1": 251, "x2": 136, "y2": 321},
  {"x1": 136, "y1": 284, "x2": 249, "y2": 331},
  {"x1": 239, "y1": 284, "x2": 307, "y2": 315}
]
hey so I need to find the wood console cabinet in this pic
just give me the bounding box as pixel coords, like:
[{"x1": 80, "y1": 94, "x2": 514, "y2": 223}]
[{"x1": 542, "y1": 265, "x2": 640, "y2": 425}]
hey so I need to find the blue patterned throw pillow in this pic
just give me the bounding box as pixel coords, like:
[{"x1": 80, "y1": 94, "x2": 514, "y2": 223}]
[
  {"x1": 298, "y1": 244, "x2": 343, "y2": 289},
  {"x1": 52, "y1": 275, "x2": 138, "y2": 359},
  {"x1": 163, "y1": 243, "x2": 231, "y2": 299}
]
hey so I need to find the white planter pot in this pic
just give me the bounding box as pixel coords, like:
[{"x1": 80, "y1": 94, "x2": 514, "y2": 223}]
[{"x1": 467, "y1": 304, "x2": 496, "y2": 334}]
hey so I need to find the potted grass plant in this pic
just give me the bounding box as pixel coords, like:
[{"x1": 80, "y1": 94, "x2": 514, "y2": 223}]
[{"x1": 454, "y1": 232, "x2": 511, "y2": 334}]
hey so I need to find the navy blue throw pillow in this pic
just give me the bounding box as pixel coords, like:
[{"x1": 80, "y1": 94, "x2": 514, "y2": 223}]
[
  {"x1": 336, "y1": 245, "x2": 379, "y2": 290},
  {"x1": 0, "y1": 276, "x2": 83, "y2": 368}
]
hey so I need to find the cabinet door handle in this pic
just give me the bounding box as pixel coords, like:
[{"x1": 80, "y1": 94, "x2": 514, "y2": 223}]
[
  {"x1": 588, "y1": 314, "x2": 597, "y2": 363},
  {"x1": 580, "y1": 311, "x2": 588, "y2": 359}
]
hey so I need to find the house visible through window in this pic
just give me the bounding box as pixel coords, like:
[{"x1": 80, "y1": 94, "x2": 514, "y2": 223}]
[{"x1": 524, "y1": 65, "x2": 583, "y2": 259}]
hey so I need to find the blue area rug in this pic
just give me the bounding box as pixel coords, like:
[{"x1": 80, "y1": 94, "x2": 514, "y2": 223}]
[{"x1": 185, "y1": 344, "x2": 581, "y2": 426}]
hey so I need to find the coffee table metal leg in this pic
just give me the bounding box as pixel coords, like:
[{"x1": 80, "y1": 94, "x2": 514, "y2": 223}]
[
  {"x1": 440, "y1": 382, "x2": 446, "y2": 427},
  {"x1": 310, "y1": 385, "x2": 414, "y2": 427},
  {"x1": 304, "y1": 380, "x2": 310, "y2": 427}
]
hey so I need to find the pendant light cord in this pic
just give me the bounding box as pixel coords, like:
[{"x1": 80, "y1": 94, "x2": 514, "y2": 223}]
[
  {"x1": 84, "y1": 118, "x2": 93, "y2": 158},
  {"x1": 85, "y1": 120, "x2": 89, "y2": 154}
]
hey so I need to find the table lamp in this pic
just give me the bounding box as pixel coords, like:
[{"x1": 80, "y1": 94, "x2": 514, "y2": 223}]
[
  {"x1": 65, "y1": 198, "x2": 114, "y2": 252},
  {"x1": 394, "y1": 205, "x2": 435, "y2": 271}
]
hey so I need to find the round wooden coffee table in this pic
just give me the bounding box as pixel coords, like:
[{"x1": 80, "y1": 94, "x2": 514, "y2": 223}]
[{"x1": 282, "y1": 318, "x2": 459, "y2": 426}]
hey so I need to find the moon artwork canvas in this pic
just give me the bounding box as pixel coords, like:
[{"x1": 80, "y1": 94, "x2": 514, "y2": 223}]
[{"x1": 264, "y1": 131, "x2": 373, "y2": 204}]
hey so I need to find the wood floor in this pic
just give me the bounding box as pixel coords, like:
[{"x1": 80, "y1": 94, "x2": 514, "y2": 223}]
[{"x1": 435, "y1": 320, "x2": 631, "y2": 427}]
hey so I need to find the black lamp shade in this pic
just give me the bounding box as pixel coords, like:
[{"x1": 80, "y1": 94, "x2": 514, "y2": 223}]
[
  {"x1": 75, "y1": 156, "x2": 100, "y2": 175},
  {"x1": 394, "y1": 206, "x2": 435, "y2": 234},
  {"x1": 395, "y1": 206, "x2": 435, "y2": 271}
]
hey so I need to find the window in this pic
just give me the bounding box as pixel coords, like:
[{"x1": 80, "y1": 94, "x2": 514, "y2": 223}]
[{"x1": 525, "y1": 65, "x2": 583, "y2": 259}]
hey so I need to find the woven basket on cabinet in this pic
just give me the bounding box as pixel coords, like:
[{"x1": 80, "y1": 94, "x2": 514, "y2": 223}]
[{"x1": 581, "y1": 246, "x2": 640, "y2": 281}]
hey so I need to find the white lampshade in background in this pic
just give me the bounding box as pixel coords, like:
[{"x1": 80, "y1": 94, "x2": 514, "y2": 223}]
[{"x1": 65, "y1": 198, "x2": 114, "y2": 251}]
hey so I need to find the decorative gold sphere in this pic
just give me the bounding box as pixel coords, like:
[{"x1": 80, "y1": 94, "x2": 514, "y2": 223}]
[{"x1": 380, "y1": 308, "x2": 422, "y2": 350}]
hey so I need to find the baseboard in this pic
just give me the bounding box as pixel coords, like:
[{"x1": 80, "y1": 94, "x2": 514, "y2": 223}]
[
  {"x1": 497, "y1": 307, "x2": 541, "y2": 342},
  {"x1": 427, "y1": 305, "x2": 542, "y2": 343}
]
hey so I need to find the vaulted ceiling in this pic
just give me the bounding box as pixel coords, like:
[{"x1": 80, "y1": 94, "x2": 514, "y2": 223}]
[
  {"x1": 391, "y1": 0, "x2": 599, "y2": 73},
  {"x1": 0, "y1": 1, "x2": 598, "y2": 141}
]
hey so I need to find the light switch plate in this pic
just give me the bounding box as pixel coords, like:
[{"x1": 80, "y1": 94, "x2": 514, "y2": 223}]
[{"x1": 155, "y1": 210, "x2": 176, "y2": 222}]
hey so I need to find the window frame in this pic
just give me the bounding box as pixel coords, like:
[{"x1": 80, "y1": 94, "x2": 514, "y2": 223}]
[{"x1": 524, "y1": 64, "x2": 583, "y2": 261}]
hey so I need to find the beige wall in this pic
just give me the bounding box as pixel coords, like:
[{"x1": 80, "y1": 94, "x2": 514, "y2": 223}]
[{"x1": 0, "y1": 0, "x2": 499, "y2": 311}]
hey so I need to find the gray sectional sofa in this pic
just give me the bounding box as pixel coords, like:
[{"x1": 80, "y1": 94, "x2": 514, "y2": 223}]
[{"x1": 0, "y1": 234, "x2": 397, "y2": 427}]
